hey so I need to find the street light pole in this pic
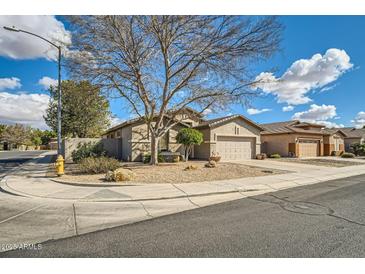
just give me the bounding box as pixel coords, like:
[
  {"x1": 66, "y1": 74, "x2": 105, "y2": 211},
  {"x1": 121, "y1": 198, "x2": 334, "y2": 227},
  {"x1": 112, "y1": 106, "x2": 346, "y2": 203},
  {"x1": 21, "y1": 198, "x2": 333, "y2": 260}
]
[
  {"x1": 57, "y1": 46, "x2": 62, "y2": 157},
  {"x1": 3, "y1": 26, "x2": 63, "y2": 157}
]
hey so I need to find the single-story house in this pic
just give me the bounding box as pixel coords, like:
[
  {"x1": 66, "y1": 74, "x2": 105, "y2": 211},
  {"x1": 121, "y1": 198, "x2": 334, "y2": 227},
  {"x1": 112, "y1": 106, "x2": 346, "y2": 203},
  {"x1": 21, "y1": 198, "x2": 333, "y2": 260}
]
[
  {"x1": 192, "y1": 115, "x2": 263, "y2": 161},
  {"x1": 260, "y1": 120, "x2": 346, "y2": 157},
  {"x1": 341, "y1": 127, "x2": 365, "y2": 152},
  {"x1": 103, "y1": 108, "x2": 263, "y2": 161}
]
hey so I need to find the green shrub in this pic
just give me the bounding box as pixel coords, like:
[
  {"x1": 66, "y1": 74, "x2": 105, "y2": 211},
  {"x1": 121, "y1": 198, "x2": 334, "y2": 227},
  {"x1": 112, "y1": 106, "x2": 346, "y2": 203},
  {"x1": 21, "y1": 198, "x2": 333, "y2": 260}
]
[
  {"x1": 341, "y1": 152, "x2": 355, "y2": 158},
  {"x1": 72, "y1": 141, "x2": 106, "y2": 163},
  {"x1": 176, "y1": 128, "x2": 203, "y2": 161},
  {"x1": 269, "y1": 153, "x2": 281, "y2": 158},
  {"x1": 350, "y1": 143, "x2": 365, "y2": 156},
  {"x1": 143, "y1": 152, "x2": 165, "y2": 164},
  {"x1": 78, "y1": 156, "x2": 120, "y2": 174}
]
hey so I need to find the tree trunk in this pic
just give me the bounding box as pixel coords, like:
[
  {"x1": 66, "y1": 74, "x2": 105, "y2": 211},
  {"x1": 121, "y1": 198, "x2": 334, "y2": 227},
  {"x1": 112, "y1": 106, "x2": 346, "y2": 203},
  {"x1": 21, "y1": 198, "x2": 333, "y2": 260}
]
[
  {"x1": 150, "y1": 134, "x2": 159, "y2": 165},
  {"x1": 185, "y1": 145, "x2": 190, "y2": 162}
]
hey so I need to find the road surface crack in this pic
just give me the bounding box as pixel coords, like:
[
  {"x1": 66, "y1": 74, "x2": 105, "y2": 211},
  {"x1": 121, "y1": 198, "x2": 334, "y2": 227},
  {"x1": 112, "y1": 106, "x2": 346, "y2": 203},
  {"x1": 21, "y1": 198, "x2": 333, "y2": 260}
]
[
  {"x1": 72, "y1": 203, "x2": 79, "y2": 236},
  {"x1": 247, "y1": 194, "x2": 365, "y2": 227}
]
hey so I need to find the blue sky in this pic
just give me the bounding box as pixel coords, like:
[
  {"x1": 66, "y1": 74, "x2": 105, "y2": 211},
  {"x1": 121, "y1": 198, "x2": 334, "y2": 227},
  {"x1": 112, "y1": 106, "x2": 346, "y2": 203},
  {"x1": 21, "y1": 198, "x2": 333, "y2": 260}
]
[{"x1": 0, "y1": 16, "x2": 364, "y2": 129}]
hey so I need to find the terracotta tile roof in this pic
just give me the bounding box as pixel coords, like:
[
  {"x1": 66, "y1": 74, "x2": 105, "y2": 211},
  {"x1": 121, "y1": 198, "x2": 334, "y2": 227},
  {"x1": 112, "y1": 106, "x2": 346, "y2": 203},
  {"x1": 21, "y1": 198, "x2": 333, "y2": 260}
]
[
  {"x1": 321, "y1": 128, "x2": 347, "y2": 137},
  {"x1": 104, "y1": 107, "x2": 203, "y2": 134},
  {"x1": 193, "y1": 114, "x2": 264, "y2": 130},
  {"x1": 260, "y1": 121, "x2": 297, "y2": 134},
  {"x1": 261, "y1": 120, "x2": 346, "y2": 136},
  {"x1": 341, "y1": 127, "x2": 365, "y2": 138}
]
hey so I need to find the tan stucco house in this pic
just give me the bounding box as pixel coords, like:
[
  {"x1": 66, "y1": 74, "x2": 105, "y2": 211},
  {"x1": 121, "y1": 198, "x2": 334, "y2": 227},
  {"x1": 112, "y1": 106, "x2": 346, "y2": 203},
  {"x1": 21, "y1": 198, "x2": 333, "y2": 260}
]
[
  {"x1": 103, "y1": 109, "x2": 263, "y2": 161},
  {"x1": 341, "y1": 127, "x2": 365, "y2": 152},
  {"x1": 261, "y1": 120, "x2": 346, "y2": 157}
]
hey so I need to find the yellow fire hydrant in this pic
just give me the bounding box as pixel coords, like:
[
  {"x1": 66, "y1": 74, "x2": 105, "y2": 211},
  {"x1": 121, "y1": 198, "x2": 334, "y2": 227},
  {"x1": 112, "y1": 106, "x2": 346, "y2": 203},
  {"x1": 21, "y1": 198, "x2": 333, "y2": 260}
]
[{"x1": 54, "y1": 155, "x2": 64, "y2": 176}]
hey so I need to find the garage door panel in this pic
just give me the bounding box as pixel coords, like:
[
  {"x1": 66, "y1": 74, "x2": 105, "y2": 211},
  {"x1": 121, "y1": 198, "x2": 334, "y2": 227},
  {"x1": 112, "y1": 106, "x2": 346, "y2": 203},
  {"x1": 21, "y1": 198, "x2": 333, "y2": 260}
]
[
  {"x1": 298, "y1": 140, "x2": 319, "y2": 157},
  {"x1": 216, "y1": 136, "x2": 254, "y2": 160}
]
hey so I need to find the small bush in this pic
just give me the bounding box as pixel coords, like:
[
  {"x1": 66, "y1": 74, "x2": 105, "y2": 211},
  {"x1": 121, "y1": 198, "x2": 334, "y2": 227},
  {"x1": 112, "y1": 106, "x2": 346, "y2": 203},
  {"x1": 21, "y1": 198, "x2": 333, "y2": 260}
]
[
  {"x1": 72, "y1": 142, "x2": 106, "y2": 163},
  {"x1": 78, "y1": 156, "x2": 120, "y2": 174},
  {"x1": 269, "y1": 153, "x2": 281, "y2": 158},
  {"x1": 341, "y1": 152, "x2": 355, "y2": 158},
  {"x1": 350, "y1": 143, "x2": 365, "y2": 156},
  {"x1": 143, "y1": 152, "x2": 165, "y2": 164}
]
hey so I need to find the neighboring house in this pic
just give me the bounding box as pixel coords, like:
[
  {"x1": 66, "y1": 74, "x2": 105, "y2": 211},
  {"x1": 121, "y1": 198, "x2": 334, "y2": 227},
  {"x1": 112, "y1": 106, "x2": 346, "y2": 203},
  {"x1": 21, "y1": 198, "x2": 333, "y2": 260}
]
[
  {"x1": 103, "y1": 109, "x2": 263, "y2": 161},
  {"x1": 341, "y1": 127, "x2": 365, "y2": 152},
  {"x1": 261, "y1": 120, "x2": 346, "y2": 157}
]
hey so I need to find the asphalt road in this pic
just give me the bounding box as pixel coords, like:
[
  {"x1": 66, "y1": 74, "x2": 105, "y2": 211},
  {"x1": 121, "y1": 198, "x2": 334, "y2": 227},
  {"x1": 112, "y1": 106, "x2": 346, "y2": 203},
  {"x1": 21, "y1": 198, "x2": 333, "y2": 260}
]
[
  {"x1": 2, "y1": 172, "x2": 365, "y2": 258},
  {"x1": 0, "y1": 150, "x2": 45, "y2": 179}
]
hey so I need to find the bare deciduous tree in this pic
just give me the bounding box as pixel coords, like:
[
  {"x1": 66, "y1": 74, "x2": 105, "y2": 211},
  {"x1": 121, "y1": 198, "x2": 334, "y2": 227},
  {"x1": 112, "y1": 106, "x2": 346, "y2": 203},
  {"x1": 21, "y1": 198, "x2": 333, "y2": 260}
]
[{"x1": 66, "y1": 16, "x2": 282, "y2": 164}]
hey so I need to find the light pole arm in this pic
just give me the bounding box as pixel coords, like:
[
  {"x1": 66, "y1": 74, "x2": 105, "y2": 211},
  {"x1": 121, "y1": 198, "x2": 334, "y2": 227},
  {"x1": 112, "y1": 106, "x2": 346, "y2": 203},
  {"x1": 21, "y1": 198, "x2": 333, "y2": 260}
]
[
  {"x1": 3, "y1": 25, "x2": 63, "y2": 157},
  {"x1": 18, "y1": 29, "x2": 60, "y2": 50}
]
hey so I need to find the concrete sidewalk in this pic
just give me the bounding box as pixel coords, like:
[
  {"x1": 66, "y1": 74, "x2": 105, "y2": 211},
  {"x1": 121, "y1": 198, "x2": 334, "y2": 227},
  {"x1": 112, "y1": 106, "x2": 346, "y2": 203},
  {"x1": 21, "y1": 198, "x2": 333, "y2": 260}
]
[
  {"x1": 2, "y1": 155, "x2": 365, "y2": 202},
  {"x1": 1, "y1": 152, "x2": 365, "y2": 253}
]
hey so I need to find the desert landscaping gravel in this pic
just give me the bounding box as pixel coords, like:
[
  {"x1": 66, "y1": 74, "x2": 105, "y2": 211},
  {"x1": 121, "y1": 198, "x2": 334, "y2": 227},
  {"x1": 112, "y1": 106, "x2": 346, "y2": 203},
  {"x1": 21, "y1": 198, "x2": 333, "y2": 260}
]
[{"x1": 55, "y1": 161, "x2": 285, "y2": 184}]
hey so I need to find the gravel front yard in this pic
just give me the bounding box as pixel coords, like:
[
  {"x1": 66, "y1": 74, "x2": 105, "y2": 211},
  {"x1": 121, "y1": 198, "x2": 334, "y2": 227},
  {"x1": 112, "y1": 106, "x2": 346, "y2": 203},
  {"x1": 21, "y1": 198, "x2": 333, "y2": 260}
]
[
  {"x1": 55, "y1": 161, "x2": 285, "y2": 184},
  {"x1": 271, "y1": 158, "x2": 365, "y2": 167}
]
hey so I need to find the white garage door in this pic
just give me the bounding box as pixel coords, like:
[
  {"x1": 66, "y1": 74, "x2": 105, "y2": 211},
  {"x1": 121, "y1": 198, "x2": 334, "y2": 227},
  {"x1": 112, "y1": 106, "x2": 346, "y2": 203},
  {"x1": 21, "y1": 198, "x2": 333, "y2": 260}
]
[
  {"x1": 216, "y1": 136, "x2": 254, "y2": 161},
  {"x1": 298, "y1": 140, "x2": 319, "y2": 157}
]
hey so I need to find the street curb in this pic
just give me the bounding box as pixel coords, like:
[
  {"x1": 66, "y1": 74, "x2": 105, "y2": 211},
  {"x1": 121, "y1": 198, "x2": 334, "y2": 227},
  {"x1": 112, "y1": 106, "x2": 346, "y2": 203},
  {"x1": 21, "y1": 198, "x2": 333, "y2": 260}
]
[
  {"x1": 0, "y1": 179, "x2": 268, "y2": 202},
  {"x1": 49, "y1": 178, "x2": 136, "y2": 187},
  {"x1": 2, "y1": 154, "x2": 365, "y2": 203},
  {"x1": 3, "y1": 169, "x2": 365, "y2": 203}
]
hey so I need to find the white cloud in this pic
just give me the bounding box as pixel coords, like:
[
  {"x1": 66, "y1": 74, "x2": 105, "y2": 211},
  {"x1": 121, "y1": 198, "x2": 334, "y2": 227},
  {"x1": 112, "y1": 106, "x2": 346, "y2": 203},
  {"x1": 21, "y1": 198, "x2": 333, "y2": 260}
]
[
  {"x1": 252, "y1": 49, "x2": 353, "y2": 105},
  {"x1": 247, "y1": 108, "x2": 271, "y2": 115},
  {"x1": 292, "y1": 104, "x2": 344, "y2": 128},
  {"x1": 282, "y1": 105, "x2": 294, "y2": 112},
  {"x1": 292, "y1": 104, "x2": 336, "y2": 121},
  {"x1": 0, "y1": 16, "x2": 71, "y2": 60},
  {"x1": 351, "y1": 111, "x2": 365, "y2": 129},
  {"x1": 319, "y1": 84, "x2": 337, "y2": 92},
  {"x1": 0, "y1": 77, "x2": 21, "y2": 91},
  {"x1": 0, "y1": 91, "x2": 50, "y2": 129},
  {"x1": 38, "y1": 76, "x2": 57, "y2": 89},
  {"x1": 315, "y1": 121, "x2": 344, "y2": 128}
]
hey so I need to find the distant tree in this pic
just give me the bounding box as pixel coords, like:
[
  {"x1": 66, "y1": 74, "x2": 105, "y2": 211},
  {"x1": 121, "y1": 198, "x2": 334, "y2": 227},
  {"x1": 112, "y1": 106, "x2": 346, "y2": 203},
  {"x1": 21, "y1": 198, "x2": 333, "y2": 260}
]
[
  {"x1": 0, "y1": 124, "x2": 7, "y2": 140},
  {"x1": 32, "y1": 136, "x2": 42, "y2": 147},
  {"x1": 44, "y1": 80, "x2": 111, "y2": 138},
  {"x1": 40, "y1": 130, "x2": 57, "y2": 145},
  {"x1": 1, "y1": 124, "x2": 31, "y2": 147},
  {"x1": 67, "y1": 15, "x2": 282, "y2": 164},
  {"x1": 176, "y1": 128, "x2": 203, "y2": 161}
]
